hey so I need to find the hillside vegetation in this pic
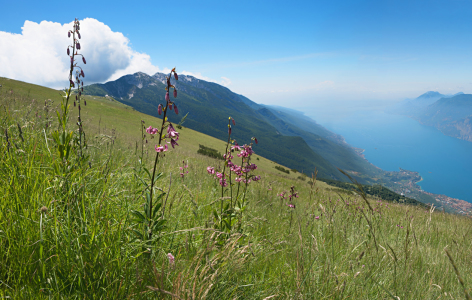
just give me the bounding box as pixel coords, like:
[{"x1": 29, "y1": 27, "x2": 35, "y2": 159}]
[{"x1": 1, "y1": 77, "x2": 472, "y2": 299}]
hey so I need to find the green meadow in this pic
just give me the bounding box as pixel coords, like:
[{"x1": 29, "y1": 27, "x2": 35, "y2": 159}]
[{"x1": 1, "y1": 77, "x2": 472, "y2": 299}]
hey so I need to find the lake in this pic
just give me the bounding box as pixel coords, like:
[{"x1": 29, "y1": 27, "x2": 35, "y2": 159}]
[{"x1": 308, "y1": 109, "x2": 472, "y2": 203}]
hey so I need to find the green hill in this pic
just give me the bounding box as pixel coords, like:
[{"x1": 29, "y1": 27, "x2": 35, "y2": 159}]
[{"x1": 83, "y1": 72, "x2": 387, "y2": 182}]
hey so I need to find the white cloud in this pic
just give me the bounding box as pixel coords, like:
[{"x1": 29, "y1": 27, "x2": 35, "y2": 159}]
[
  {"x1": 0, "y1": 18, "x2": 163, "y2": 88},
  {"x1": 181, "y1": 70, "x2": 232, "y2": 87},
  {"x1": 220, "y1": 77, "x2": 232, "y2": 87}
]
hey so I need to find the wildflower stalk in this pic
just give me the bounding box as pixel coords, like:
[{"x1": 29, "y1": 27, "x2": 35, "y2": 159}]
[
  {"x1": 52, "y1": 18, "x2": 87, "y2": 174},
  {"x1": 220, "y1": 117, "x2": 232, "y2": 229},
  {"x1": 141, "y1": 120, "x2": 145, "y2": 158},
  {"x1": 148, "y1": 68, "x2": 178, "y2": 240}
]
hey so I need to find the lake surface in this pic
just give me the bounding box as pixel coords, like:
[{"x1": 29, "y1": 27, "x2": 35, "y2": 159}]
[{"x1": 309, "y1": 109, "x2": 472, "y2": 203}]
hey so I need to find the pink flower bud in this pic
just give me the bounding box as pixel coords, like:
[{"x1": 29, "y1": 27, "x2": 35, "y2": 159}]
[
  {"x1": 70, "y1": 80, "x2": 75, "y2": 87},
  {"x1": 174, "y1": 104, "x2": 179, "y2": 115},
  {"x1": 169, "y1": 103, "x2": 173, "y2": 110},
  {"x1": 78, "y1": 104, "x2": 81, "y2": 111},
  {"x1": 68, "y1": 31, "x2": 71, "y2": 38},
  {"x1": 82, "y1": 57, "x2": 86, "y2": 64},
  {"x1": 167, "y1": 253, "x2": 175, "y2": 265},
  {"x1": 173, "y1": 89, "x2": 177, "y2": 98},
  {"x1": 67, "y1": 48, "x2": 70, "y2": 55},
  {"x1": 84, "y1": 100, "x2": 87, "y2": 106},
  {"x1": 174, "y1": 73, "x2": 178, "y2": 80},
  {"x1": 254, "y1": 137, "x2": 258, "y2": 144},
  {"x1": 165, "y1": 92, "x2": 170, "y2": 102},
  {"x1": 78, "y1": 33, "x2": 81, "y2": 39},
  {"x1": 229, "y1": 127, "x2": 232, "y2": 135},
  {"x1": 81, "y1": 70, "x2": 85, "y2": 77},
  {"x1": 76, "y1": 43, "x2": 80, "y2": 50},
  {"x1": 232, "y1": 118, "x2": 235, "y2": 125},
  {"x1": 158, "y1": 104, "x2": 162, "y2": 115}
]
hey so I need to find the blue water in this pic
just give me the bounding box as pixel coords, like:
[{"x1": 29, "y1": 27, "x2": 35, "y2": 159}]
[{"x1": 311, "y1": 110, "x2": 472, "y2": 203}]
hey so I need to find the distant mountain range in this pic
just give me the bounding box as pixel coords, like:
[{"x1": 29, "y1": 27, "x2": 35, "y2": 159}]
[
  {"x1": 84, "y1": 72, "x2": 384, "y2": 183},
  {"x1": 390, "y1": 91, "x2": 472, "y2": 142}
]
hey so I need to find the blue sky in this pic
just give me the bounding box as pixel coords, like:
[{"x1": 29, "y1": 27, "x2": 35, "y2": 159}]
[{"x1": 2, "y1": 0, "x2": 472, "y2": 109}]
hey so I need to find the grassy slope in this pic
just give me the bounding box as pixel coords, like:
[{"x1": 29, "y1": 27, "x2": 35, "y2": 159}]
[
  {"x1": 1, "y1": 77, "x2": 472, "y2": 299},
  {"x1": 0, "y1": 77, "x2": 319, "y2": 182},
  {"x1": 83, "y1": 74, "x2": 345, "y2": 181}
]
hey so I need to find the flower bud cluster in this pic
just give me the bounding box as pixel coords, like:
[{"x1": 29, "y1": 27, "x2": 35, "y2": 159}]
[
  {"x1": 162, "y1": 68, "x2": 179, "y2": 115},
  {"x1": 207, "y1": 125, "x2": 260, "y2": 187},
  {"x1": 179, "y1": 160, "x2": 189, "y2": 178},
  {"x1": 150, "y1": 68, "x2": 180, "y2": 153},
  {"x1": 67, "y1": 19, "x2": 86, "y2": 108},
  {"x1": 278, "y1": 185, "x2": 299, "y2": 208}
]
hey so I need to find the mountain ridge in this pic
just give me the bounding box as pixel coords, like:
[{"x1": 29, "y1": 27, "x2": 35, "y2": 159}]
[
  {"x1": 83, "y1": 71, "x2": 388, "y2": 183},
  {"x1": 390, "y1": 91, "x2": 472, "y2": 142},
  {"x1": 83, "y1": 72, "x2": 348, "y2": 180}
]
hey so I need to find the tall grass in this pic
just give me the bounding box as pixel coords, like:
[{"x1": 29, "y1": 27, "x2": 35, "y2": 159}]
[
  {"x1": 2, "y1": 86, "x2": 472, "y2": 299},
  {"x1": 1, "y1": 21, "x2": 472, "y2": 299}
]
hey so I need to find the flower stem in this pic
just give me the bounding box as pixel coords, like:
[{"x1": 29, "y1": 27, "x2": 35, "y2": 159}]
[{"x1": 148, "y1": 70, "x2": 173, "y2": 240}]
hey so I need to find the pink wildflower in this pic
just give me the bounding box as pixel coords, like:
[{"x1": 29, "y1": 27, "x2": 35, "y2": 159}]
[
  {"x1": 165, "y1": 92, "x2": 170, "y2": 102},
  {"x1": 167, "y1": 123, "x2": 179, "y2": 139},
  {"x1": 146, "y1": 126, "x2": 158, "y2": 135},
  {"x1": 231, "y1": 144, "x2": 241, "y2": 151},
  {"x1": 167, "y1": 253, "x2": 175, "y2": 265},
  {"x1": 216, "y1": 172, "x2": 224, "y2": 179},
  {"x1": 155, "y1": 144, "x2": 168, "y2": 152},
  {"x1": 207, "y1": 166, "x2": 215, "y2": 174},
  {"x1": 219, "y1": 178, "x2": 228, "y2": 187},
  {"x1": 169, "y1": 138, "x2": 179, "y2": 148}
]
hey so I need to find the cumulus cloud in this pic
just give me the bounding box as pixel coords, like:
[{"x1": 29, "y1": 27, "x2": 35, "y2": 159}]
[{"x1": 0, "y1": 18, "x2": 162, "y2": 88}]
